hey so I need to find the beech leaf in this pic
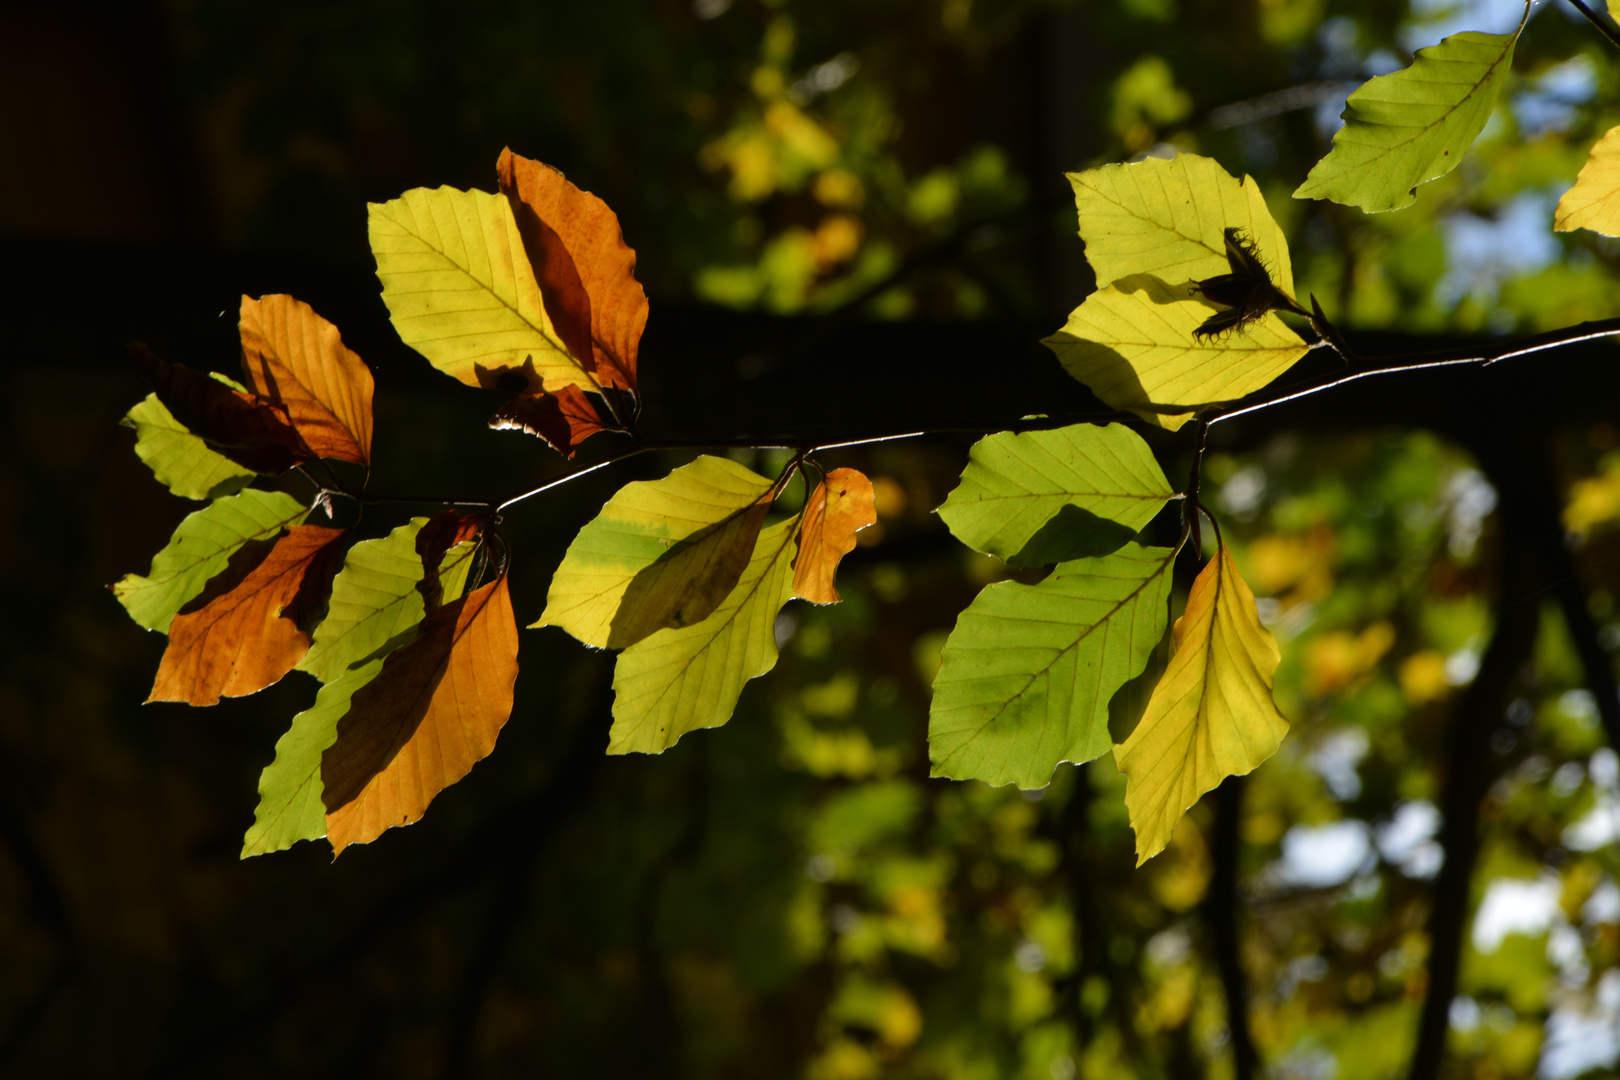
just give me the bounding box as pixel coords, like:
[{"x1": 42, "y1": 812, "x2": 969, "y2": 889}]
[
  {"x1": 793, "y1": 468, "x2": 876, "y2": 604},
  {"x1": 113, "y1": 489, "x2": 309, "y2": 633},
  {"x1": 1555, "y1": 124, "x2": 1620, "y2": 237},
  {"x1": 1044, "y1": 274, "x2": 1309, "y2": 429},
  {"x1": 369, "y1": 185, "x2": 602, "y2": 397},
  {"x1": 239, "y1": 294, "x2": 376, "y2": 465},
  {"x1": 539, "y1": 456, "x2": 776, "y2": 649},
  {"x1": 610, "y1": 518, "x2": 799, "y2": 754},
  {"x1": 489, "y1": 384, "x2": 608, "y2": 457},
  {"x1": 148, "y1": 524, "x2": 347, "y2": 706},
  {"x1": 1068, "y1": 154, "x2": 1295, "y2": 296},
  {"x1": 1114, "y1": 545, "x2": 1290, "y2": 865},
  {"x1": 497, "y1": 148, "x2": 647, "y2": 394},
  {"x1": 322, "y1": 574, "x2": 520, "y2": 855},
  {"x1": 938, "y1": 424, "x2": 1174, "y2": 566},
  {"x1": 129, "y1": 344, "x2": 312, "y2": 473},
  {"x1": 122, "y1": 392, "x2": 256, "y2": 500},
  {"x1": 1293, "y1": 22, "x2": 1524, "y2": 213},
  {"x1": 929, "y1": 543, "x2": 1176, "y2": 789}
]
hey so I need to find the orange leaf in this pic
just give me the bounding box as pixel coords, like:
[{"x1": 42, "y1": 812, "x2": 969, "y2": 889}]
[
  {"x1": 148, "y1": 525, "x2": 347, "y2": 706},
  {"x1": 321, "y1": 574, "x2": 519, "y2": 855},
  {"x1": 414, "y1": 510, "x2": 488, "y2": 611},
  {"x1": 488, "y1": 384, "x2": 608, "y2": 457},
  {"x1": 130, "y1": 343, "x2": 312, "y2": 473},
  {"x1": 793, "y1": 468, "x2": 877, "y2": 604},
  {"x1": 496, "y1": 148, "x2": 647, "y2": 394},
  {"x1": 239, "y1": 295, "x2": 376, "y2": 465}
]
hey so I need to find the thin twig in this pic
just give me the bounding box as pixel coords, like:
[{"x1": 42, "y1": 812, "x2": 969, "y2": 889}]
[{"x1": 1566, "y1": 0, "x2": 1620, "y2": 51}]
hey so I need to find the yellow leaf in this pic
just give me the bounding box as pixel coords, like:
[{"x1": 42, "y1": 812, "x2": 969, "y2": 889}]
[
  {"x1": 1044, "y1": 275, "x2": 1309, "y2": 429},
  {"x1": 1556, "y1": 124, "x2": 1620, "y2": 237},
  {"x1": 368, "y1": 186, "x2": 599, "y2": 396},
  {"x1": 1114, "y1": 545, "x2": 1289, "y2": 864},
  {"x1": 1067, "y1": 153, "x2": 1295, "y2": 296}
]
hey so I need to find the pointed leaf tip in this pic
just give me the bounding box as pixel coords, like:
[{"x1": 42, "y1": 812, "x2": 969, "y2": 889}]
[
  {"x1": 130, "y1": 343, "x2": 312, "y2": 473},
  {"x1": 794, "y1": 468, "x2": 876, "y2": 603},
  {"x1": 1114, "y1": 545, "x2": 1289, "y2": 865}
]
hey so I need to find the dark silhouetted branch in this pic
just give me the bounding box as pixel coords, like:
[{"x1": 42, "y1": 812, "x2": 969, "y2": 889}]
[{"x1": 1207, "y1": 775, "x2": 1257, "y2": 1080}]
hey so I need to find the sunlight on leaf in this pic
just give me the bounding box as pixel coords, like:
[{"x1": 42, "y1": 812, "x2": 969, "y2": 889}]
[
  {"x1": 122, "y1": 392, "x2": 256, "y2": 501},
  {"x1": 794, "y1": 467, "x2": 876, "y2": 604},
  {"x1": 1293, "y1": 23, "x2": 1523, "y2": 213},
  {"x1": 239, "y1": 294, "x2": 375, "y2": 465},
  {"x1": 489, "y1": 383, "x2": 608, "y2": 457},
  {"x1": 1069, "y1": 154, "x2": 1295, "y2": 296},
  {"x1": 610, "y1": 518, "x2": 800, "y2": 754},
  {"x1": 938, "y1": 424, "x2": 1173, "y2": 567},
  {"x1": 323, "y1": 574, "x2": 520, "y2": 855},
  {"x1": 1115, "y1": 545, "x2": 1290, "y2": 865},
  {"x1": 113, "y1": 489, "x2": 309, "y2": 633},
  {"x1": 369, "y1": 185, "x2": 600, "y2": 396},
  {"x1": 539, "y1": 455, "x2": 776, "y2": 649},
  {"x1": 130, "y1": 344, "x2": 312, "y2": 473},
  {"x1": 1045, "y1": 275, "x2": 1309, "y2": 429},
  {"x1": 930, "y1": 542, "x2": 1177, "y2": 790},
  {"x1": 148, "y1": 525, "x2": 346, "y2": 706},
  {"x1": 1555, "y1": 123, "x2": 1620, "y2": 237}
]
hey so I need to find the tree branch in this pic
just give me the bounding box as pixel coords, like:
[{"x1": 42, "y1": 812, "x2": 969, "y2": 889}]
[
  {"x1": 1206, "y1": 775, "x2": 1257, "y2": 1080},
  {"x1": 1565, "y1": 0, "x2": 1620, "y2": 52}
]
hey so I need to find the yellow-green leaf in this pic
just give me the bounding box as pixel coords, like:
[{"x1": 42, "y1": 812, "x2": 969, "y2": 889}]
[
  {"x1": 123, "y1": 392, "x2": 257, "y2": 501},
  {"x1": 537, "y1": 456, "x2": 775, "y2": 649},
  {"x1": 1293, "y1": 24, "x2": 1523, "y2": 213},
  {"x1": 1114, "y1": 545, "x2": 1289, "y2": 865},
  {"x1": 609, "y1": 518, "x2": 799, "y2": 754},
  {"x1": 369, "y1": 186, "x2": 598, "y2": 396},
  {"x1": 1044, "y1": 275, "x2": 1309, "y2": 429},
  {"x1": 1556, "y1": 123, "x2": 1620, "y2": 237},
  {"x1": 1068, "y1": 154, "x2": 1295, "y2": 296}
]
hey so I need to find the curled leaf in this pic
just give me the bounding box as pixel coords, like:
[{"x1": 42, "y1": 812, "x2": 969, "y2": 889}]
[
  {"x1": 793, "y1": 467, "x2": 876, "y2": 604},
  {"x1": 489, "y1": 383, "x2": 608, "y2": 457},
  {"x1": 239, "y1": 294, "x2": 375, "y2": 465}
]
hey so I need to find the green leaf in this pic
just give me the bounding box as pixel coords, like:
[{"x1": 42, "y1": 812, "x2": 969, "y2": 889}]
[
  {"x1": 369, "y1": 186, "x2": 600, "y2": 396},
  {"x1": 938, "y1": 424, "x2": 1174, "y2": 566},
  {"x1": 1293, "y1": 24, "x2": 1524, "y2": 213},
  {"x1": 123, "y1": 392, "x2": 257, "y2": 500},
  {"x1": 1114, "y1": 545, "x2": 1289, "y2": 864},
  {"x1": 609, "y1": 518, "x2": 799, "y2": 754},
  {"x1": 538, "y1": 455, "x2": 775, "y2": 649},
  {"x1": 1044, "y1": 274, "x2": 1310, "y2": 429},
  {"x1": 929, "y1": 543, "x2": 1176, "y2": 789},
  {"x1": 113, "y1": 489, "x2": 308, "y2": 633},
  {"x1": 1068, "y1": 154, "x2": 1295, "y2": 295},
  {"x1": 241, "y1": 658, "x2": 385, "y2": 857},
  {"x1": 298, "y1": 518, "x2": 435, "y2": 684}
]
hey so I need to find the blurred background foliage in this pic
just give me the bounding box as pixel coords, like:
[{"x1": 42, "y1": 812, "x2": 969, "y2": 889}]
[{"x1": 1, "y1": 0, "x2": 1619, "y2": 1077}]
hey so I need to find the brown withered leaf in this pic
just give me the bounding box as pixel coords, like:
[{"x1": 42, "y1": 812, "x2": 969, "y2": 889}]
[
  {"x1": 489, "y1": 384, "x2": 607, "y2": 457},
  {"x1": 239, "y1": 294, "x2": 376, "y2": 465},
  {"x1": 321, "y1": 574, "x2": 519, "y2": 855},
  {"x1": 793, "y1": 468, "x2": 877, "y2": 604},
  {"x1": 497, "y1": 148, "x2": 647, "y2": 394},
  {"x1": 414, "y1": 510, "x2": 488, "y2": 611},
  {"x1": 129, "y1": 343, "x2": 312, "y2": 473},
  {"x1": 148, "y1": 525, "x2": 347, "y2": 706}
]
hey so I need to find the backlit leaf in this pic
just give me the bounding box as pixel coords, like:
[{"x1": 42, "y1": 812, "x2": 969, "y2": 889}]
[
  {"x1": 1292, "y1": 25, "x2": 1523, "y2": 213},
  {"x1": 929, "y1": 543, "x2": 1176, "y2": 789},
  {"x1": 148, "y1": 524, "x2": 347, "y2": 706},
  {"x1": 793, "y1": 467, "x2": 876, "y2": 603},
  {"x1": 1555, "y1": 124, "x2": 1620, "y2": 237},
  {"x1": 414, "y1": 511, "x2": 488, "y2": 612},
  {"x1": 322, "y1": 574, "x2": 520, "y2": 855},
  {"x1": 113, "y1": 489, "x2": 308, "y2": 633},
  {"x1": 1068, "y1": 154, "x2": 1295, "y2": 295},
  {"x1": 938, "y1": 424, "x2": 1173, "y2": 566},
  {"x1": 239, "y1": 294, "x2": 375, "y2": 465},
  {"x1": 369, "y1": 185, "x2": 600, "y2": 396},
  {"x1": 610, "y1": 518, "x2": 799, "y2": 754},
  {"x1": 299, "y1": 518, "x2": 439, "y2": 684},
  {"x1": 129, "y1": 344, "x2": 312, "y2": 473},
  {"x1": 1114, "y1": 545, "x2": 1290, "y2": 865},
  {"x1": 122, "y1": 392, "x2": 256, "y2": 500},
  {"x1": 497, "y1": 148, "x2": 647, "y2": 394},
  {"x1": 489, "y1": 384, "x2": 608, "y2": 457},
  {"x1": 538, "y1": 455, "x2": 775, "y2": 649},
  {"x1": 1045, "y1": 275, "x2": 1309, "y2": 429}
]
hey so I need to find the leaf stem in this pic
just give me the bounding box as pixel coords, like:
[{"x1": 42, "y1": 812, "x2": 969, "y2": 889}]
[{"x1": 1565, "y1": 0, "x2": 1620, "y2": 52}]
